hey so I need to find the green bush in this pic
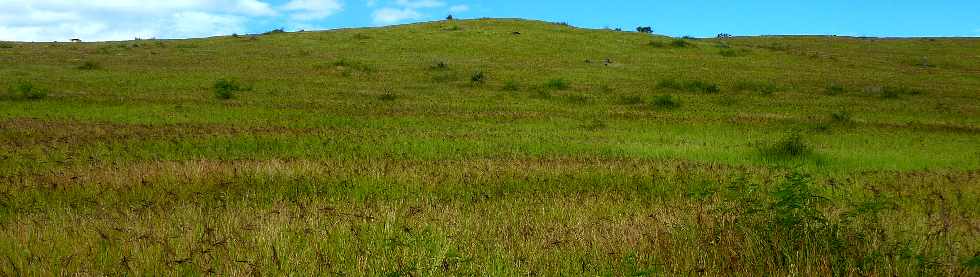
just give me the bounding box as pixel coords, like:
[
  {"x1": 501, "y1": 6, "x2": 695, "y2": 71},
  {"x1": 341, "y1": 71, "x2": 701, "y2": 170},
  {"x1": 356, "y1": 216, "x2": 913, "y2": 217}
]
[
  {"x1": 6, "y1": 82, "x2": 48, "y2": 100},
  {"x1": 545, "y1": 78, "x2": 570, "y2": 90},
  {"x1": 213, "y1": 79, "x2": 248, "y2": 100},
  {"x1": 652, "y1": 95, "x2": 680, "y2": 109}
]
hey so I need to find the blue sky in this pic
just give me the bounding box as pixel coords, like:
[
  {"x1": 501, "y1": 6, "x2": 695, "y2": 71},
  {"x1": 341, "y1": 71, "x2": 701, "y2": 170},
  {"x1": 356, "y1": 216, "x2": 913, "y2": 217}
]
[{"x1": 1, "y1": 0, "x2": 977, "y2": 41}]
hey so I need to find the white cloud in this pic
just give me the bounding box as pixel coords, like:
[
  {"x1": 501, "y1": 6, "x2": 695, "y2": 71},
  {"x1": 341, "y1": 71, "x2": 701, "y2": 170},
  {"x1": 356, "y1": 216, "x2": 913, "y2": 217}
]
[
  {"x1": 449, "y1": 4, "x2": 469, "y2": 13},
  {"x1": 0, "y1": 0, "x2": 341, "y2": 41},
  {"x1": 370, "y1": 0, "x2": 457, "y2": 25},
  {"x1": 282, "y1": 0, "x2": 344, "y2": 20},
  {"x1": 394, "y1": 0, "x2": 445, "y2": 8},
  {"x1": 372, "y1": 7, "x2": 422, "y2": 25}
]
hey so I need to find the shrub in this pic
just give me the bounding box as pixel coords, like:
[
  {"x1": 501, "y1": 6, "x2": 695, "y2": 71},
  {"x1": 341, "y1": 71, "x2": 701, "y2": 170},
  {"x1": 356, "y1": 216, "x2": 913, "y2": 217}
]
[
  {"x1": 657, "y1": 79, "x2": 719, "y2": 93},
  {"x1": 470, "y1": 71, "x2": 485, "y2": 83},
  {"x1": 446, "y1": 14, "x2": 454, "y2": 20},
  {"x1": 77, "y1": 61, "x2": 100, "y2": 70},
  {"x1": 636, "y1": 26, "x2": 653, "y2": 33},
  {"x1": 760, "y1": 131, "x2": 811, "y2": 158},
  {"x1": 652, "y1": 95, "x2": 680, "y2": 109},
  {"x1": 545, "y1": 79, "x2": 570, "y2": 90},
  {"x1": 6, "y1": 82, "x2": 48, "y2": 100},
  {"x1": 502, "y1": 80, "x2": 520, "y2": 91},
  {"x1": 213, "y1": 79, "x2": 248, "y2": 100},
  {"x1": 0, "y1": 42, "x2": 13, "y2": 49}
]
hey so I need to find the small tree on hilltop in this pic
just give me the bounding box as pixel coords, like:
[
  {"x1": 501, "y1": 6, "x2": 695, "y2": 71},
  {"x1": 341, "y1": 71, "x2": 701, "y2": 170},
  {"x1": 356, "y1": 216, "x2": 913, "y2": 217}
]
[{"x1": 636, "y1": 26, "x2": 653, "y2": 34}]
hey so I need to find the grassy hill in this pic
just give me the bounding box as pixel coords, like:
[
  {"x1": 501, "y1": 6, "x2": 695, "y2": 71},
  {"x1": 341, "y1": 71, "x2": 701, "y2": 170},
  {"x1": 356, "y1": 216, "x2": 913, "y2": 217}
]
[{"x1": 1, "y1": 18, "x2": 978, "y2": 275}]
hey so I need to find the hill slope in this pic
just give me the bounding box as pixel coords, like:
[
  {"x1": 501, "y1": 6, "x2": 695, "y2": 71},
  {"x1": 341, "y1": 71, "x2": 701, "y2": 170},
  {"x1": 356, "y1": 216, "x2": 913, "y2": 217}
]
[{"x1": 0, "y1": 19, "x2": 978, "y2": 275}]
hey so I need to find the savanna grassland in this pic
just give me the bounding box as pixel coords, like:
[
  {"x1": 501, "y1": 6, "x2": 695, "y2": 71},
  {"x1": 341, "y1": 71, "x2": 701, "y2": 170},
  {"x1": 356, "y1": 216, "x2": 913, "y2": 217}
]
[{"x1": 1, "y1": 18, "x2": 979, "y2": 275}]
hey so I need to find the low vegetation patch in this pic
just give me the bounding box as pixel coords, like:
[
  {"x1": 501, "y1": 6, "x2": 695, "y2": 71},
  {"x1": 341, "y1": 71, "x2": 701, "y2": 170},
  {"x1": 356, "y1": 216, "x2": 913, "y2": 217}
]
[
  {"x1": 470, "y1": 71, "x2": 486, "y2": 84},
  {"x1": 316, "y1": 59, "x2": 376, "y2": 77},
  {"x1": 872, "y1": 85, "x2": 923, "y2": 99},
  {"x1": 77, "y1": 60, "x2": 101, "y2": 70},
  {"x1": 545, "y1": 78, "x2": 570, "y2": 90},
  {"x1": 617, "y1": 95, "x2": 645, "y2": 105},
  {"x1": 213, "y1": 79, "x2": 250, "y2": 100},
  {"x1": 502, "y1": 80, "x2": 520, "y2": 91},
  {"x1": 733, "y1": 80, "x2": 780, "y2": 94},
  {"x1": 378, "y1": 90, "x2": 398, "y2": 101},
  {"x1": 0, "y1": 42, "x2": 13, "y2": 48},
  {"x1": 825, "y1": 83, "x2": 847, "y2": 95},
  {"x1": 830, "y1": 110, "x2": 853, "y2": 124},
  {"x1": 657, "y1": 79, "x2": 720, "y2": 93},
  {"x1": 759, "y1": 130, "x2": 811, "y2": 159},
  {"x1": 5, "y1": 82, "x2": 48, "y2": 100},
  {"x1": 670, "y1": 39, "x2": 694, "y2": 48},
  {"x1": 652, "y1": 95, "x2": 681, "y2": 109}
]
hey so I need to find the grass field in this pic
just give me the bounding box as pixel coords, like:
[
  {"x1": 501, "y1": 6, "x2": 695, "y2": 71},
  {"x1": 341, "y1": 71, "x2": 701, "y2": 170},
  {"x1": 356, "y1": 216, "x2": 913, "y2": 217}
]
[{"x1": 1, "y1": 18, "x2": 979, "y2": 275}]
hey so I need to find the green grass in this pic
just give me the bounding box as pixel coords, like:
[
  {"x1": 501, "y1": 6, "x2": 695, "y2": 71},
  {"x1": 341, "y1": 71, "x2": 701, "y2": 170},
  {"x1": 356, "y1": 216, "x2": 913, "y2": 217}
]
[{"x1": 0, "y1": 18, "x2": 978, "y2": 275}]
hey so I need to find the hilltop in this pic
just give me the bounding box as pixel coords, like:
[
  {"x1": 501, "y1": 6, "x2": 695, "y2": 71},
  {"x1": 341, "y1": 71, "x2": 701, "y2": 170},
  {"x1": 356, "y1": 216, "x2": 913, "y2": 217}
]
[{"x1": 0, "y1": 19, "x2": 978, "y2": 275}]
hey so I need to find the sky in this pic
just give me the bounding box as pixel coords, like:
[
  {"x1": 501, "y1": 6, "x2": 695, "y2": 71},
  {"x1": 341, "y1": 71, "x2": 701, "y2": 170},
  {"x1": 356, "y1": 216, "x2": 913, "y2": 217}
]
[{"x1": 1, "y1": 0, "x2": 978, "y2": 42}]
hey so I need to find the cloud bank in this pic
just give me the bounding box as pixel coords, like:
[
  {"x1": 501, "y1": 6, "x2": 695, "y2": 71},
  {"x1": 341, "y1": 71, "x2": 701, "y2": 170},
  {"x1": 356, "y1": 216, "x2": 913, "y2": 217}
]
[{"x1": 0, "y1": 0, "x2": 342, "y2": 41}]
